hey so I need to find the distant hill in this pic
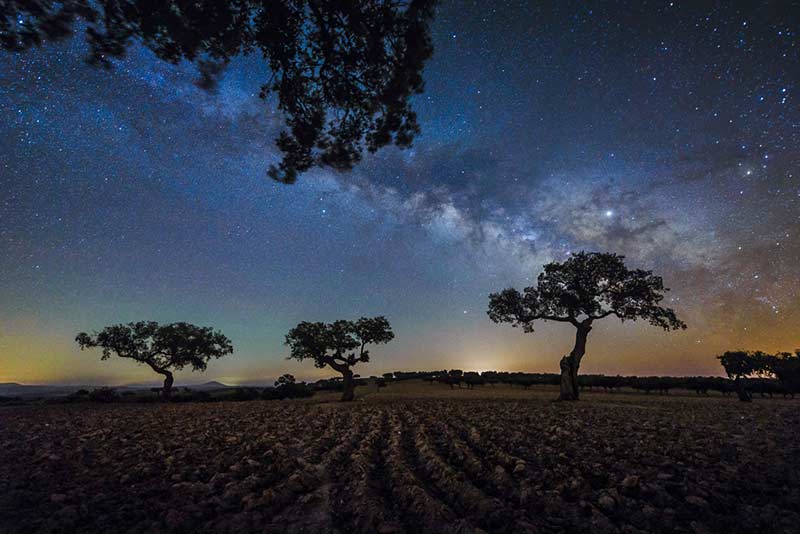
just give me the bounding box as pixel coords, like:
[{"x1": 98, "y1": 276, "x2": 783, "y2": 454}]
[
  {"x1": 0, "y1": 381, "x2": 231, "y2": 398},
  {"x1": 118, "y1": 380, "x2": 232, "y2": 390},
  {"x1": 0, "y1": 383, "x2": 93, "y2": 398}
]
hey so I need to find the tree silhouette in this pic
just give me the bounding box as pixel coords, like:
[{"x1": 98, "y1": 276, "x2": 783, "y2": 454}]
[
  {"x1": 766, "y1": 351, "x2": 800, "y2": 396},
  {"x1": 76, "y1": 321, "x2": 233, "y2": 400},
  {"x1": 487, "y1": 252, "x2": 686, "y2": 400},
  {"x1": 275, "y1": 373, "x2": 296, "y2": 387},
  {"x1": 1, "y1": 0, "x2": 437, "y2": 183},
  {"x1": 717, "y1": 350, "x2": 769, "y2": 402},
  {"x1": 285, "y1": 316, "x2": 393, "y2": 401}
]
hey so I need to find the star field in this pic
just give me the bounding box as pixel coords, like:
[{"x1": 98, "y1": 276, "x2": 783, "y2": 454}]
[{"x1": 1, "y1": 1, "x2": 798, "y2": 385}]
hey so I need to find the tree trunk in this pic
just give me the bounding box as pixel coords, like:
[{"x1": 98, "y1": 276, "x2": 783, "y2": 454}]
[
  {"x1": 559, "y1": 324, "x2": 592, "y2": 401},
  {"x1": 340, "y1": 369, "x2": 355, "y2": 402},
  {"x1": 161, "y1": 371, "x2": 174, "y2": 401},
  {"x1": 559, "y1": 356, "x2": 578, "y2": 400},
  {"x1": 734, "y1": 376, "x2": 751, "y2": 402}
]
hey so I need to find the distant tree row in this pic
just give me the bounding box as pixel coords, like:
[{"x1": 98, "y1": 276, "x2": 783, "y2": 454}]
[{"x1": 380, "y1": 369, "x2": 799, "y2": 399}]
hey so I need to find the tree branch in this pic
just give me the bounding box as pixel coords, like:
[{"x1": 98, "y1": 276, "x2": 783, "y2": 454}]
[
  {"x1": 538, "y1": 314, "x2": 578, "y2": 325},
  {"x1": 143, "y1": 359, "x2": 169, "y2": 376},
  {"x1": 591, "y1": 309, "x2": 619, "y2": 320}
]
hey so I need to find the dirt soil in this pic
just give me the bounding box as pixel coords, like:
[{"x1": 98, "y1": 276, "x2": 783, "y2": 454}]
[{"x1": 1, "y1": 384, "x2": 798, "y2": 534}]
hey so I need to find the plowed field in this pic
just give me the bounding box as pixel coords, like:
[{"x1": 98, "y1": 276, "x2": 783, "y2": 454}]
[{"x1": 1, "y1": 385, "x2": 798, "y2": 533}]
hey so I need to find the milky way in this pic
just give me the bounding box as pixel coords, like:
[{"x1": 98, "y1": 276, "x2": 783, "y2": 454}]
[{"x1": 1, "y1": 1, "x2": 798, "y2": 384}]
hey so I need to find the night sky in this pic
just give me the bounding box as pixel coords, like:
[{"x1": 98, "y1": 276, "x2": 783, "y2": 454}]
[{"x1": 1, "y1": 1, "x2": 798, "y2": 385}]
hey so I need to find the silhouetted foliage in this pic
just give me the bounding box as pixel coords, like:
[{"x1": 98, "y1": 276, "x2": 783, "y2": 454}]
[
  {"x1": 438, "y1": 368, "x2": 463, "y2": 389},
  {"x1": 716, "y1": 349, "x2": 800, "y2": 401},
  {"x1": 717, "y1": 350, "x2": 768, "y2": 402},
  {"x1": 369, "y1": 369, "x2": 768, "y2": 400},
  {"x1": 463, "y1": 371, "x2": 484, "y2": 389},
  {"x1": 1, "y1": 0, "x2": 437, "y2": 183},
  {"x1": 285, "y1": 316, "x2": 393, "y2": 401},
  {"x1": 392, "y1": 370, "x2": 441, "y2": 381},
  {"x1": 263, "y1": 373, "x2": 314, "y2": 399},
  {"x1": 75, "y1": 321, "x2": 233, "y2": 400},
  {"x1": 275, "y1": 373, "x2": 296, "y2": 387},
  {"x1": 488, "y1": 252, "x2": 687, "y2": 400},
  {"x1": 761, "y1": 351, "x2": 800, "y2": 397}
]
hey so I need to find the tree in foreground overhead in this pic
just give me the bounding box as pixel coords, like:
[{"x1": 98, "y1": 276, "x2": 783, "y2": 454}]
[
  {"x1": 76, "y1": 321, "x2": 233, "y2": 400},
  {"x1": 487, "y1": 252, "x2": 686, "y2": 401},
  {"x1": 285, "y1": 316, "x2": 393, "y2": 401},
  {"x1": 1, "y1": 0, "x2": 436, "y2": 184}
]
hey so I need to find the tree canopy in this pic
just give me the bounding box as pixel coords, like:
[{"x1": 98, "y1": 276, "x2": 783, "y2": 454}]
[
  {"x1": 716, "y1": 349, "x2": 772, "y2": 402},
  {"x1": 768, "y1": 351, "x2": 800, "y2": 388},
  {"x1": 487, "y1": 251, "x2": 687, "y2": 332},
  {"x1": 717, "y1": 350, "x2": 769, "y2": 380},
  {"x1": 1, "y1": 0, "x2": 437, "y2": 183},
  {"x1": 285, "y1": 316, "x2": 394, "y2": 371},
  {"x1": 275, "y1": 373, "x2": 296, "y2": 387},
  {"x1": 285, "y1": 316, "x2": 393, "y2": 400},
  {"x1": 487, "y1": 252, "x2": 686, "y2": 400},
  {"x1": 76, "y1": 320, "x2": 233, "y2": 398}
]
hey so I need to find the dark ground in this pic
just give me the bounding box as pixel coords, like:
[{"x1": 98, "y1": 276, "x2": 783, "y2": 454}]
[{"x1": 1, "y1": 383, "x2": 798, "y2": 534}]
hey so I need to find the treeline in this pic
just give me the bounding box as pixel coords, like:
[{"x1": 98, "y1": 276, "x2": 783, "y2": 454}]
[
  {"x1": 379, "y1": 369, "x2": 799, "y2": 398},
  {"x1": 7, "y1": 367, "x2": 797, "y2": 407}
]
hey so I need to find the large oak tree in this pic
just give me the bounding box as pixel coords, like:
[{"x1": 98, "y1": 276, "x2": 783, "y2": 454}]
[
  {"x1": 1, "y1": 0, "x2": 437, "y2": 183},
  {"x1": 487, "y1": 252, "x2": 686, "y2": 400},
  {"x1": 285, "y1": 316, "x2": 393, "y2": 401},
  {"x1": 76, "y1": 321, "x2": 233, "y2": 399}
]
